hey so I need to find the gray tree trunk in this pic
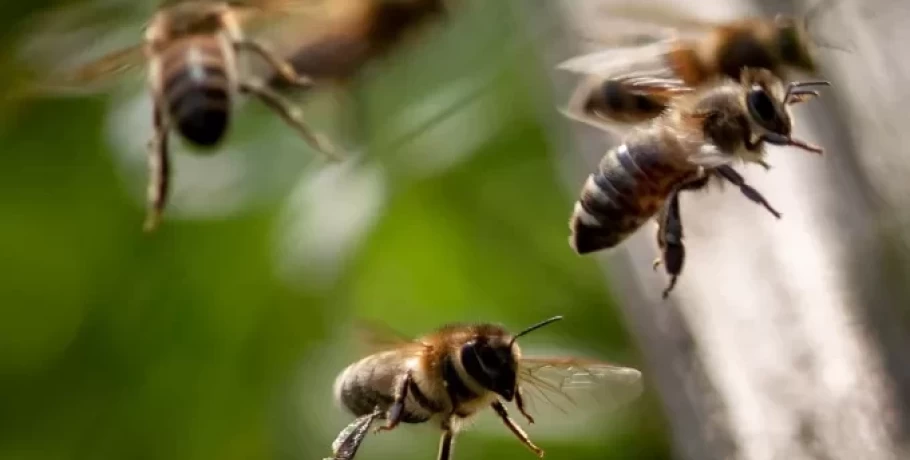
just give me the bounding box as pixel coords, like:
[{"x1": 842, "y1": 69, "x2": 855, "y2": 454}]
[{"x1": 513, "y1": 0, "x2": 910, "y2": 458}]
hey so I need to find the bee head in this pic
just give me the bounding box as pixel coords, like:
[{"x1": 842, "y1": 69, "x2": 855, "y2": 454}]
[
  {"x1": 741, "y1": 68, "x2": 792, "y2": 137},
  {"x1": 460, "y1": 334, "x2": 519, "y2": 400},
  {"x1": 460, "y1": 316, "x2": 563, "y2": 401},
  {"x1": 738, "y1": 68, "x2": 829, "y2": 155}
]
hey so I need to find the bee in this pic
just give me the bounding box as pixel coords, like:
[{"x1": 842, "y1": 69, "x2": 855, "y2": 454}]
[
  {"x1": 559, "y1": 1, "x2": 841, "y2": 133},
  {"x1": 568, "y1": 68, "x2": 830, "y2": 298},
  {"x1": 24, "y1": 0, "x2": 342, "y2": 232},
  {"x1": 325, "y1": 315, "x2": 643, "y2": 460},
  {"x1": 264, "y1": 0, "x2": 450, "y2": 86}
]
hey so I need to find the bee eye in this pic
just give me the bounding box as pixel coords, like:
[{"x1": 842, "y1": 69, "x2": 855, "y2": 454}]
[
  {"x1": 746, "y1": 89, "x2": 781, "y2": 132},
  {"x1": 478, "y1": 346, "x2": 503, "y2": 367}
]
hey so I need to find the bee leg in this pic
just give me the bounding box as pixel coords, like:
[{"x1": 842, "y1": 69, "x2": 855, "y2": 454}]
[
  {"x1": 654, "y1": 176, "x2": 707, "y2": 278},
  {"x1": 437, "y1": 427, "x2": 456, "y2": 460},
  {"x1": 373, "y1": 372, "x2": 412, "y2": 433},
  {"x1": 143, "y1": 102, "x2": 171, "y2": 233},
  {"x1": 657, "y1": 190, "x2": 685, "y2": 299},
  {"x1": 239, "y1": 78, "x2": 342, "y2": 161},
  {"x1": 491, "y1": 401, "x2": 544, "y2": 457},
  {"x1": 324, "y1": 410, "x2": 382, "y2": 460},
  {"x1": 514, "y1": 386, "x2": 535, "y2": 424},
  {"x1": 233, "y1": 39, "x2": 313, "y2": 89},
  {"x1": 713, "y1": 165, "x2": 781, "y2": 219}
]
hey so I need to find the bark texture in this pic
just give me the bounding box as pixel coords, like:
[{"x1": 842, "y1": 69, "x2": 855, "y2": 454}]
[{"x1": 517, "y1": 0, "x2": 910, "y2": 458}]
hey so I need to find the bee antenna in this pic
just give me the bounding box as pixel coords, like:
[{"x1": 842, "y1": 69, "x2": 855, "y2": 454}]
[{"x1": 509, "y1": 315, "x2": 564, "y2": 347}]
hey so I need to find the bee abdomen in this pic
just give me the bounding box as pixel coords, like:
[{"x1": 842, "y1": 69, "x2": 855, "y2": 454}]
[
  {"x1": 334, "y1": 354, "x2": 432, "y2": 424},
  {"x1": 569, "y1": 142, "x2": 678, "y2": 254},
  {"x1": 161, "y1": 40, "x2": 231, "y2": 147}
]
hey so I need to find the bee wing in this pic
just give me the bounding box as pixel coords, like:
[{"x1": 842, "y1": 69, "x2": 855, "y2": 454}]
[
  {"x1": 517, "y1": 357, "x2": 643, "y2": 416},
  {"x1": 595, "y1": 2, "x2": 729, "y2": 35},
  {"x1": 559, "y1": 2, "x2": 726, "y2": 79},
  {"x1": 23, "y1": 45, "x2": 147, "y2": 96},
  {"x1": 15, "y1": 0, "x2": 150, "y2": 97},
  {"x1": 350, "y1": 318, "x2": 427, "y2": 354},
  {"x1": 561, "y1": 73, "x2": 693, "y2": 135},
  {"x1": 557, "y1": 39, "x2": 678, "y2": 80}
]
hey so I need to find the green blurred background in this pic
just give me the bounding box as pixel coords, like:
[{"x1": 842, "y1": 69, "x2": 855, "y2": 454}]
[{"x1": 0, "y1": 1, "x2": 670, "y2": 459}]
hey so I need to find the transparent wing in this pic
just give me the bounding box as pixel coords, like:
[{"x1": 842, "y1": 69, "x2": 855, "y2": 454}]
[
  {"x1": 517, "y1": 357, "x2": 643, "y2": 416},
  {"x1": 349, "y1": 318, "x2": 427, "y2": 354},
  {"x1": 557, "y1": 39, "x2": 678, "y2": 80},
  {"x1": 15, "y1": 0, "x2": 151, "y2": 96},
  {"x1": 561, "y1": 72, "x2": 693, "y2": 135},
  {"x1": 24, "y1": 45, "x2": 147, "y2": 96},
  {"x1": 594, "y1": 2, "x2": 729, "y2": 35}
]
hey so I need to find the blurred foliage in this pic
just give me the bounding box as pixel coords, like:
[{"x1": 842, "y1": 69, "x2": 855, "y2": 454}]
[{"x1": 0, "y1": 1, "x2": 670, "y2": 459}]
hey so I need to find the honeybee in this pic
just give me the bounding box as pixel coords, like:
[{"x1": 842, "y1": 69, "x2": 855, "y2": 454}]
[
  {"x1": 265, "y1": 0, "x2": 450, "y2": 86},
  {"x1": 325, "y1": 315, "x2": 643, "y2": 460},
  {"x1": 24, "y1": 0, "x2": 342, "y2": 232},
  {"x1": 568, "y1": 69, "x2": 830, "y2": 298},
  {"x1": 559, "y1": 1, "x2": 840, "y2": 133}
]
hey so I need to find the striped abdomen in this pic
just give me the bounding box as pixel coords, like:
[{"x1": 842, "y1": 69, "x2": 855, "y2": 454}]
[
  {"x1": 158, "y1": 37, "x2": 233, "y2": 147},
  {"x1": 333, "y1": 351, "x2": 441, "y2": 424},
  {"x1": 569, "y1": 138, "x2": 692, "y2": 254}
]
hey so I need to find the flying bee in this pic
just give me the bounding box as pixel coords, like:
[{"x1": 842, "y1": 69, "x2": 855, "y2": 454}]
[
  {"x1": 558, "y1": 1, "x2": 841, "y2": 133},
  {"x1": 23, "y1": 0, "x2": 343, "y2": 232},
  {"x1": 325, "y1": 315, "x2": 643, "y2": 460},
  {"x1": 264, "y1": 0, "x2": 451, "y2": 86},
  {"x1": 568, "y1": 68, "x2": 830, "y2": 298}
]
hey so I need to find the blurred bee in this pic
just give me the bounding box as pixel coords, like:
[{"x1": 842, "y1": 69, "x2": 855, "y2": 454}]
[
  {"x1": 568, "y1": 69, "x2": 830, "y2": 298},
  {"x1": 24, "y1": 0, "x2": 342, "y2": 232},
  {"x1": 265, "y1": 0, "x2": 451, "y2": 86},
  {"x1": 559, "y1": 1, "x2": 841, "y2": 133},
  {"x1": 325, "y1": 315, "x2": 643, "y2": 460}
]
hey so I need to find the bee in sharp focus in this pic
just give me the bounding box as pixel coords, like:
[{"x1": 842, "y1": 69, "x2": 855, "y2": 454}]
[
  {"x1": 325, "y1": 315, "x2": 643, "y2": 460},
  {"x1": 559, "y1": 1, "x2": 841, "y2": 133},
  {"x1": 25, "y1": 0, "x2": 342, "y2": 232},
  {"x1": 568, "y1": 68, "x2": 830, "y2": 298}
]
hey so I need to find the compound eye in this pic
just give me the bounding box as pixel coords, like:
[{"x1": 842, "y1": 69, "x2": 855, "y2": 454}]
[
  {"x1": 478, "y1": 345, "x2": 504, "y2": 367},
  {"x1": 747, "y1": 87, "x2": 782, "y2": 132}
]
